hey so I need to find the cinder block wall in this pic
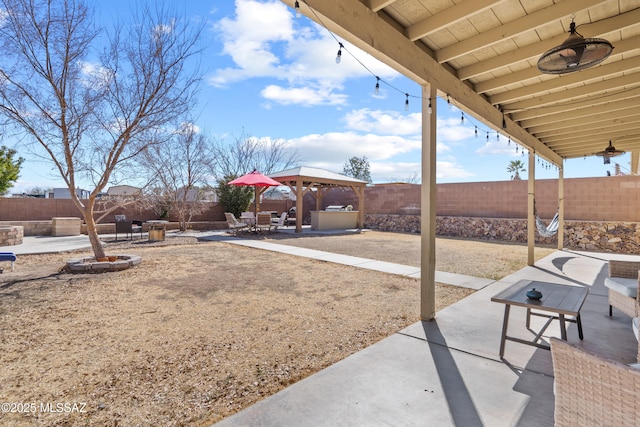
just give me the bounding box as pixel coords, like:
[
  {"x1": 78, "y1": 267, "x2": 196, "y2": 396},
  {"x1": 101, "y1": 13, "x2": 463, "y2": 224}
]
[
  {"x1": 355, "y1": 176, "x2": 639, "y2": 222},
  {"x1": 1, "y1": 175, "x2": 638, "y2": 223}
]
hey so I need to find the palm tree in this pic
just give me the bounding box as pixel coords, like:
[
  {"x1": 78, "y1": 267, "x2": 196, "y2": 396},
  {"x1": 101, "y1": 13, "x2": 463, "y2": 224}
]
[{"x1": 507, "y1": 160, "x2": 526, "y2": 180}]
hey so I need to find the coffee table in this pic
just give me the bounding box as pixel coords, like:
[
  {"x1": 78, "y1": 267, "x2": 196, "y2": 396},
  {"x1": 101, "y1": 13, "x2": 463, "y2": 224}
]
[{"x1": 491, "y1": 280, "x2": 589, "y2": 358}]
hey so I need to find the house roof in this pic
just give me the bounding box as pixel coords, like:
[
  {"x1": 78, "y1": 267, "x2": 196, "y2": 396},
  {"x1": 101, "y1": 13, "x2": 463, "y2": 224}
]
[{"x1": 282, "y1": 0, "x2": 640, "y2": 168}]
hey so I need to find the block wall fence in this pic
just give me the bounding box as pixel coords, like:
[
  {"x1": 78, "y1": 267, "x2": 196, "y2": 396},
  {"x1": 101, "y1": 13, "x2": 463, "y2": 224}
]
[
  {"x1": 1, "y1": 176, "x2": 638, "y2": 222},
  {"x1": 1, "y1": 176, "x2": 638, "y2": 252}
]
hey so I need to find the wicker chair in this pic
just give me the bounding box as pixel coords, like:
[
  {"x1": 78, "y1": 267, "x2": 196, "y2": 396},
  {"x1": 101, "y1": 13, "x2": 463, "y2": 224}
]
[
  {"x1": 551, "y1": 338, "x2": 640, "y2": 427},
  {"x1": 224, "y1": 212, "x2": 249, "y2": 235},
  {"x1": 605, "y1": 260, "x2": 640, "y2": 317}
]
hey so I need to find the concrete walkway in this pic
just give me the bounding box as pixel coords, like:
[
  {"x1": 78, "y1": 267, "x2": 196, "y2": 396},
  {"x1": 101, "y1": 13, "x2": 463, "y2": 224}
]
[
  {"x1": 0, "y1": 231, "x2": 492, "y2": 290},
  {"x1": 200, "y1": 233, "x2": 493, "y2": 291}
]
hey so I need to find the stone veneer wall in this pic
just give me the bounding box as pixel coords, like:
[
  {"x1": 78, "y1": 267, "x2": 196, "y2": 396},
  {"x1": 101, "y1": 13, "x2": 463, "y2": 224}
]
[
  {"x1": 0, "y1": 221, "x2": 51, "y2": 236},
  {"x1": 365, "y1": 214, "x2": 640, "y2": 254},
  {"x1": 0, "y1": 226, "x2": 24, "y2": 246}
]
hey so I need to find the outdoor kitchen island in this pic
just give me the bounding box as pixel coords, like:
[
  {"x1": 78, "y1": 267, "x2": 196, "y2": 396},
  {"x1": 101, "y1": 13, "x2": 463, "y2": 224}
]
[{"x1": 310, "y1": 206, "x2": 359, "y2": 231}]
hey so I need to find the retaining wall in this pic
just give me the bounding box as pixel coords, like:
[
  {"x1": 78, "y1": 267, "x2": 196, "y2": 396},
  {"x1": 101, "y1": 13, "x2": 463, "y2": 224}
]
[{"x1": 364, "y1": 214, "x2": 640, "y2": 254}]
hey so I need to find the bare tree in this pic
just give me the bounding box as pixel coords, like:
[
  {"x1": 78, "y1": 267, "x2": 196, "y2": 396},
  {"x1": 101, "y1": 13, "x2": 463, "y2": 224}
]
[
  {"x1": 0, "y1": 0, "x2": 203, "y2": 259},
  {"x1": 139, "y1": 122, "x2": 211, "y2": 231},
  {"x1": 211, "y1": 130, "x2": 300, "y2": 180}
]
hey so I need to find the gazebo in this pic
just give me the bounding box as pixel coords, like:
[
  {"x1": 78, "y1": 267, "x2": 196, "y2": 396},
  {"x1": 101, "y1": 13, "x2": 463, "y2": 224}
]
[{"x1": 268, "y1": 166, "x2": 367, "y2": 233}]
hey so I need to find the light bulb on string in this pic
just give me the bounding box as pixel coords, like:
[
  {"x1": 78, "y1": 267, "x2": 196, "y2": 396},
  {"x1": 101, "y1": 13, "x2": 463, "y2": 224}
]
[
  {"x1": 475, "y1": 126, "x2": 478, "y2": 138},
  {"x1": 447, "y1": 95, "x2": 452, "y2": 110},
  {"x1": 496, "y1": 132, "x2": 499, "y2": 141},
  {"x1": 461, "y1": 112, "x2": 464, "y2": 124},
  {"x1": 404, "y1": 93, "x2": 409, "y2": 111},
  {"x1": 486, "y1": 132, "x2": 489, "y2": 142},
  {"x1": 335, "y1": 42, "x2": 343, "y2": 64},
  {"x1": 428, "y1": 99, "x2": 432, "y2": 114},
  {"x1": 294, "y1": 0, "x2": 301, "y2": 18},
  {"x1": 508, "y1": 137, "x2": 511, "y2": 146},
  {"x1": 375, "y1": 77, "x2": 380, "y2": 95},
  {"x1": 516, "y1": 145, "x2": 519, "y2": 153}
]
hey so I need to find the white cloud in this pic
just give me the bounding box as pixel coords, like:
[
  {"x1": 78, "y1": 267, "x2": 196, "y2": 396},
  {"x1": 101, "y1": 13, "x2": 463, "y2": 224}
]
[
  {"x1": 437, "y1": 117, "x2": 476, "y2": 142},
  {"x1": 209, "y1": 0, "x2": 401, "y2": 106},
  {"x1": 261, "y1": 84, "x2": 348, "y2": 106},
  {"x1": 78, "y1": 61, "x2": 112, "y2": 88},
  {"x1": 476, "y1": 138, "x2": 524, "y2": 156},
  {"x1": 343, "y1": 109, "x2": 421, "y2": 135},
  {"x1": 289, "y1": 131, "x2": 420, "y2": 164}
]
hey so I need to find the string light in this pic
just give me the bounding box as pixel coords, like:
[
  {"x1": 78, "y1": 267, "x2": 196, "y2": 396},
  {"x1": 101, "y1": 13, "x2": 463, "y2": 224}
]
[
  {"x1": 475, "y1": 126, "x2": 478, "y2": 138},
  {"x1": 461, "y1": 112, "x2": 465, "y2": 124},
  {"x1": 404, "y1": 93, "x2": 409, "y2": 111},
  {"x1": 335, "y1": 42, "x2": 343, "y2": 64},
  {"x1": 294, "y1": 0, "x2": 301, "y2": 18},
  {"x1": 428, "y1": 99, "x2": 432, "y2": 114},
  {"x1": 375, "y1": 76, "x2": 380, "y2": 95}
]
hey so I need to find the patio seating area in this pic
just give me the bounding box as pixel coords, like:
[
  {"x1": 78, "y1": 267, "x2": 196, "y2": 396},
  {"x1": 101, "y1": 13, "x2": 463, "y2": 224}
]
[{"x1": 215, "y1": 249, "x2": 639, "y2": 426}]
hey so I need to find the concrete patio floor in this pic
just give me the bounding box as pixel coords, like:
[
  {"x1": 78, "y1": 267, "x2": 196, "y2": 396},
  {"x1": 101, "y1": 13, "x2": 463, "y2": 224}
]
[{"x1": 214, "y1": 249, "x2": 639, "y2": 426}]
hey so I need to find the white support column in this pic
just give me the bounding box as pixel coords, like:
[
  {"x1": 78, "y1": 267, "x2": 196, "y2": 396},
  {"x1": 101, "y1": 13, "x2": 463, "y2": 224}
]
[
  {"x1": 558, "y1": 165, "x2": 564, "y2": 250},
  {"x1": 527, "y1": 150, "x2": 536, "y2": 266},
  {"x1": 421, "y1": 84, "x2": 437, "y2": 321}
]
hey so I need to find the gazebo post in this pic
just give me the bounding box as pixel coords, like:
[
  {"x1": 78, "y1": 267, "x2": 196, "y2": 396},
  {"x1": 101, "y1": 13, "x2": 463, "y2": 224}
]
[{"x1": 295, "y1": 177, "x2": 303, "y2": 233}]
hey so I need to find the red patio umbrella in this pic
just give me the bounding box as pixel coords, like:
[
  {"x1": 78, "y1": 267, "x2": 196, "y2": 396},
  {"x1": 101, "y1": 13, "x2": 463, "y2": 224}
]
[{"x1": 228, "y1": 169, "x2": 282, "y2": 217}]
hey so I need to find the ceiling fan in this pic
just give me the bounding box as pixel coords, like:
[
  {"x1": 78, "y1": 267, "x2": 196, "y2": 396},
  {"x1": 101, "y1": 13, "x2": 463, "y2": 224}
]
[
  {"x1": 595, "y1": 140, "x2": 625, "y2": 164},
  {"x1": 537, "y1": 20, "x2": 613, "y2": 74}
]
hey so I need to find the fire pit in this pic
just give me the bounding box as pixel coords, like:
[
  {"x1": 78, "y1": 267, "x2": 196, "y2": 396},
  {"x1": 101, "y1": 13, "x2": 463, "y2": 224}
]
[{"x1": 66, "y1": 254, "x2": 142, "y2": 273}]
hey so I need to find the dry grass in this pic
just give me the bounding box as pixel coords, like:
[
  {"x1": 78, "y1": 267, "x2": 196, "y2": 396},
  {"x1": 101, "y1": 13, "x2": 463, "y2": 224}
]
[{"x1": 0, "y1": 231, "x2": 552, "y2": 426}]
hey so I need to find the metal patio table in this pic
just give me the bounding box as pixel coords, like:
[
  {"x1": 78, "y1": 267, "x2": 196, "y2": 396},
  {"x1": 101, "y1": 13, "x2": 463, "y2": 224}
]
[{"x1": 491, "y1": 280, "x2": 588, "y2": 358}]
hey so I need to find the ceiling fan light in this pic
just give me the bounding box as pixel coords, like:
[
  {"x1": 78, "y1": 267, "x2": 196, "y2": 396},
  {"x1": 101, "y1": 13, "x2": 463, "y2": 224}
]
[
  {"x1": 537, "y1": 22, "x2": 613, "y2": 74},
  {"x1": 595, "y1": 140, "x2": 625, "y2": 160}
]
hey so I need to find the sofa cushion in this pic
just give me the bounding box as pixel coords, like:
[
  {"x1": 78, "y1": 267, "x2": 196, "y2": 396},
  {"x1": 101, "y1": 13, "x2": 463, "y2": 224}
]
[{"x1": 604, "y1": 277, "x2": 638, "y2": 298}]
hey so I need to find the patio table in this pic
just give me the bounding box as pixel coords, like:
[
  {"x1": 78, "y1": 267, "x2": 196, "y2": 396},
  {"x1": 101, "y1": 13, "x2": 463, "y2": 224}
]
[{"x1": 491, "y1": 280, "x2": 588, "y2": 358}]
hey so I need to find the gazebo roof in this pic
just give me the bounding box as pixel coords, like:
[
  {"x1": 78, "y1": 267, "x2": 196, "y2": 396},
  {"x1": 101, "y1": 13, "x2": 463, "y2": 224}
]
[{"x1": 269, "y1": 166, "x2": 367, "y2": 187}]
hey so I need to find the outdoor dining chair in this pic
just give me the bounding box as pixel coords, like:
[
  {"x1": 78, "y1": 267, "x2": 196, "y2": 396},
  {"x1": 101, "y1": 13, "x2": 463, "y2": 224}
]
[{"x1": 255, "y1": 213, "x2": 272, "y2": 231}]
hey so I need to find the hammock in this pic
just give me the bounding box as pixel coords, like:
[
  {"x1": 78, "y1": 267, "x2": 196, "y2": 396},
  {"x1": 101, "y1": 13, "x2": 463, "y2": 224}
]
[{"x1": 535, "y1": 211, "x2": 559, "y2": 238}]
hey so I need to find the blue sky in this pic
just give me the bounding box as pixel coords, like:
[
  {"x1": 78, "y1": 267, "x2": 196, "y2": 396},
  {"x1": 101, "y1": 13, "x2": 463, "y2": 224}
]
[{"x1": 9, "y1": 0, "x2": 630, "y2": 193}]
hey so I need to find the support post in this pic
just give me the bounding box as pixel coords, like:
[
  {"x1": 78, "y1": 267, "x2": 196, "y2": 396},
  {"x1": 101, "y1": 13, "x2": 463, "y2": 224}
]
[
  {"x1": 295, "y1": 177, "x2": 303, "y2": 233},
  {"x1": 421, "y1": 84, "x2": 437, "y2": 321},
  {"x1": 558, "y1": 165, "x2": 564, "y2": 250},
  {"x1": 527, "y1": 150, "x2": 536, "y2": 266}
]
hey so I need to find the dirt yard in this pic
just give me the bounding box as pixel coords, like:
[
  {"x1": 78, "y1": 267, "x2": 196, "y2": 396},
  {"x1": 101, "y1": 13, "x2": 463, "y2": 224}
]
[{"x1": 0, "y1": 231, "x2": 554, "y2": 426}]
